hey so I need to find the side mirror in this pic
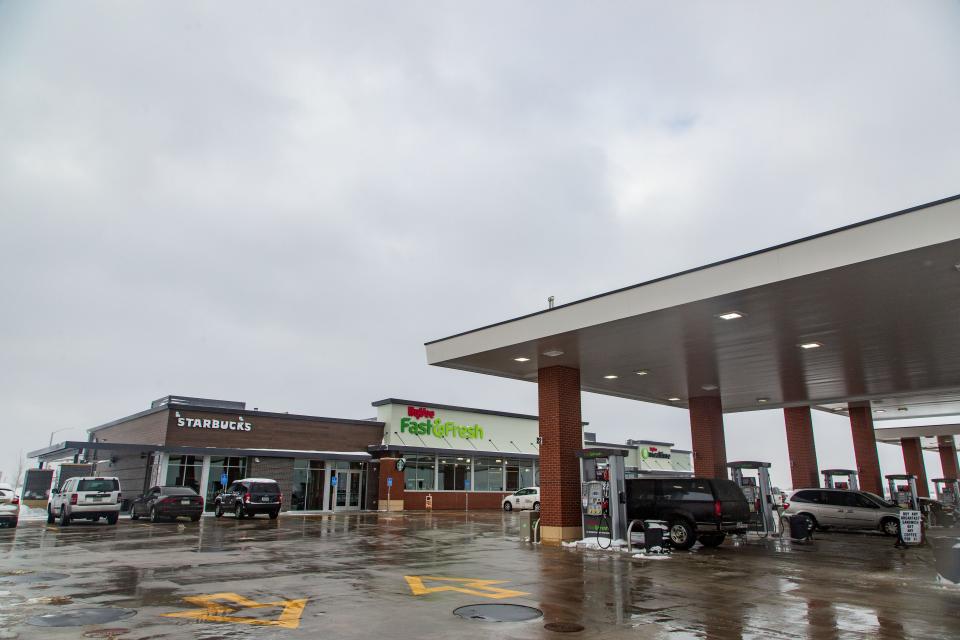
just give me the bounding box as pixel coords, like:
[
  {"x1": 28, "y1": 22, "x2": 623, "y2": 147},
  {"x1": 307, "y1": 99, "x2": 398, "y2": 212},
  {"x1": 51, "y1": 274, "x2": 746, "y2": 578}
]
[{"x1": 51, "y1": 488, "x2": 59, "y2": 495}]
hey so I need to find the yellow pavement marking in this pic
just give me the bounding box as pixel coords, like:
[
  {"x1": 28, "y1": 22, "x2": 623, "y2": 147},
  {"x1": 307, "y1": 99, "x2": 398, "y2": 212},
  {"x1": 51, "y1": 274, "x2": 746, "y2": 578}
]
[
  {"x1": 162, "y1": 592, "x2": 307, "y2": 629},
  {"x1": 404, "y1": 576, "x2": 529, "y2": 599}
]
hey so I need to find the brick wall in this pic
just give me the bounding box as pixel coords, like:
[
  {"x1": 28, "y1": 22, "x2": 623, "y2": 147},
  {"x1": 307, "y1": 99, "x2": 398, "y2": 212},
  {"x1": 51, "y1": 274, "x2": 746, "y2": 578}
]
[
  {"x1": 377, "y1": 458, "x2": 404, "y2": 509},
  {"x1": 848, "y1": 405, "x2": 882, "y2": 494},
  {"x1": 247, "y1": 457, "x2": 295, "y2": 511},
  {"x1": 537, "y1": 366, "x2": 583, "y2": 529},
  {"x1": 784, "y1": 407, "x2": 819, "y2": 488},
  {"x1": 689, "y1": 396, "x2": 727, "y2": 478},
  {"x1": 901, "y1": 437, "x2": 929, "y2": 497},
  {"x1": 938, "y1": 436, "x2": 959, "y2": 479},
  {"x1": 403, "y1": 491, "x2": 511, "y2": 510}
]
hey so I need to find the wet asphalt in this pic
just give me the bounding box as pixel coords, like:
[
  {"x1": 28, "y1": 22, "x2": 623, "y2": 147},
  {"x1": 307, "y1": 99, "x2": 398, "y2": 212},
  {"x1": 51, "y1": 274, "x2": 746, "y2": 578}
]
[{"x1": 0, "y1": 511, "x2": 957, "y2": 639}]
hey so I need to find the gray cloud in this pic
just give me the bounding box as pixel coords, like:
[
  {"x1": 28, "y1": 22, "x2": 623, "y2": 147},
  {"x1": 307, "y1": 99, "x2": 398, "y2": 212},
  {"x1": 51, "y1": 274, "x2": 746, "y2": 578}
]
[{"x1": 1, "y1": 2, "x2": 958, "y2": 489}]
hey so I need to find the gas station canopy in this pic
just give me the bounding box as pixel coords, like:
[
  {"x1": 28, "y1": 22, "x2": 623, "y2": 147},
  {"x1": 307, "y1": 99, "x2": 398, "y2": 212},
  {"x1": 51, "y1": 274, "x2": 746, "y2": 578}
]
[
  {"x1": 426, "y1": 194, "x2": 960, "y2": 418},
  {"x1": 874, "y1": 424, "x2": 960, "y2": 451}
]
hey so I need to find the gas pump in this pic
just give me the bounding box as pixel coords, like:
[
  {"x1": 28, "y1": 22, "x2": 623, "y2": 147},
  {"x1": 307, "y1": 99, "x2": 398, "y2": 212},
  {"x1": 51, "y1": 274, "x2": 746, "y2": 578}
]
[
  {"x1": 727, "y1": 461, "x2": 777, "y2": 536},
  {"x1": 577, "y1": 448, "x2": 628, "y2": 547},
  {"x1": 932, "y1": 478, "x2": 959, "y2": 509},
  {"x1": 822, "y1": 469, "x2": 859, "y2": 490},
  {"x1": 885, "y1": 474, "x2": 919, "y2": 510}
]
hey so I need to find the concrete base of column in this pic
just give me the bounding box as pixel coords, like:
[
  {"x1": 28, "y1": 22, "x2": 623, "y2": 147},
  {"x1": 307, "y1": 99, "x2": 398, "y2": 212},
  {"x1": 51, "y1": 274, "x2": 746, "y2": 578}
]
[{"x1": 540, "y1": 525, "x2": 584, "y2": 544}]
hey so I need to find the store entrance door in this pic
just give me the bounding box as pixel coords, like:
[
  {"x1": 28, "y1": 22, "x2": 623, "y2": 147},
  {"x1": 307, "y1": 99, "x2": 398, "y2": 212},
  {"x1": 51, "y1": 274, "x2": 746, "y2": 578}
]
[{"x1": 334, "y1": 470, "x2": 363, "y2": 511}]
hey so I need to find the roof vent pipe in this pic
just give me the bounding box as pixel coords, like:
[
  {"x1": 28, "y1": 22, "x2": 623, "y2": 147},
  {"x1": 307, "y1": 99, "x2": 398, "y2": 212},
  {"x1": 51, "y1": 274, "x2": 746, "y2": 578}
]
[{"x1": 548, "y1": 296, "x2": 555, "y2": 309}]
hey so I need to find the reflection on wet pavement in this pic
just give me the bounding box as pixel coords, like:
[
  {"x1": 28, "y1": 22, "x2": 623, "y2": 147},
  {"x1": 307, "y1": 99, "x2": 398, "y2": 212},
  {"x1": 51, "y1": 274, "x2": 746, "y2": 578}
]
[{"x1": 0, "y1": 512, "x2": 956, "y2": 638}]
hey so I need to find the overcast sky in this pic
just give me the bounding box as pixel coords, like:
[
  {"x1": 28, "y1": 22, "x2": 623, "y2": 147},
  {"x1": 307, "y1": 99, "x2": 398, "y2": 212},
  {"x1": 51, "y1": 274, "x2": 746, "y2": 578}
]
[{"x1": 2, "y1": 2, "x2": 959, "y2": 490}]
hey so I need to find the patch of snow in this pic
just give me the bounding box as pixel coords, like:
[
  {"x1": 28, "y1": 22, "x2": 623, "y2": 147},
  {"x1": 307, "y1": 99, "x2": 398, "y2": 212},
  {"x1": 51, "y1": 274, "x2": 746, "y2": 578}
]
[{"x1": 563, "y1": 536, "x2": 629, "y2": 550}]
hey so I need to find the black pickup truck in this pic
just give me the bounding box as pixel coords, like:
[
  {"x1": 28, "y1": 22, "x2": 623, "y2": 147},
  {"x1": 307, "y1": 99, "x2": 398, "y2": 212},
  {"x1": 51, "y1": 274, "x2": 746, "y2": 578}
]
[{"x1": 625, "y1": 477, "x2": 750, "y2": 550}]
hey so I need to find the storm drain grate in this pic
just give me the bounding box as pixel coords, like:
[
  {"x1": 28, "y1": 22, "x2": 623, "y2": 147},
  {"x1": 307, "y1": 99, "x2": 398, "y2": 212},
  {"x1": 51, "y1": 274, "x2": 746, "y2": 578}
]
[
  {"x1": 453, "y1": 604, "x2": 543, "y2": 623},
  {"x1": 544, "y1": 621, "x2": 586, "y2": 633},
  {"x1": 26, "y1": 608, "x2": 137, "y2": 627}
]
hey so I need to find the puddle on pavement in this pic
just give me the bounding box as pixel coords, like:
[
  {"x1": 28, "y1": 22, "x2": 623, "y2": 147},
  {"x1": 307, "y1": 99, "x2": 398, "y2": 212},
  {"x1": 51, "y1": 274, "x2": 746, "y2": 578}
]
[
  {"x1": 26, "y1": 607, "x2": 137, "y2": 627},
  {"x1": 544, "y1": 621, "x2": 586, "y2": 632},
  {"x1": 453, "y1": 603, "x2": 543, "y2": 622},
  {"x1": 0, "y1": 572, "x2": 69, "y2": 584}
]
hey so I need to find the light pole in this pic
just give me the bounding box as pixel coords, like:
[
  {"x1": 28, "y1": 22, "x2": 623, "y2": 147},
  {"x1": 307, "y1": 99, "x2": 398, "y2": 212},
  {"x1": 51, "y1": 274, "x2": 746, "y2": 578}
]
[{"x1": 48, "y1": 427, "x2": 72, "y2": 446}]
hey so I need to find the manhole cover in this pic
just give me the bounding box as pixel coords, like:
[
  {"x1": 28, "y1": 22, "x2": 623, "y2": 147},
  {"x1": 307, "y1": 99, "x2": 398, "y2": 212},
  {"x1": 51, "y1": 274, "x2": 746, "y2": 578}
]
[
  {"x1": 545, "y1": 622, "x2": 586, "y2": 633},
  {"x1": 3, "y1": 572, "x2": 69, "y2": 584},
  {"x1": 453, "y1": 604, "x2": 543, "y2": 622},
  {"x1": 26, "y1": 608, "x2": 137, "y2": 627}
]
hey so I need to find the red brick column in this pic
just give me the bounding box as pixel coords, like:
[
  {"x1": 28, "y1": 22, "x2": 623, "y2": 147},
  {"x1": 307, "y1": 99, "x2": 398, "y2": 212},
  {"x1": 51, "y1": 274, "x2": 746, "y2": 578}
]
[
  {"x1": 900, "y1": 438, "x2": 929, "y2": 498},
  {"x1": 848, "y1": 404, "x2": 882, "y2": 494},
  {"x1": 537, "y1": 365, "x2": 583, "y2": 542},
  {"x1": 784, "y1": 407, "x2": 819, "y2": 489},
  {"x1": 939, "y1": 436, "x2": 959, "y2": 479},
  {"x1": 689, "y1": 396, "x2": 727, "y2": 478},
  {"x1": 378, "y1": 457, "x2": 406, "y2": 511}
]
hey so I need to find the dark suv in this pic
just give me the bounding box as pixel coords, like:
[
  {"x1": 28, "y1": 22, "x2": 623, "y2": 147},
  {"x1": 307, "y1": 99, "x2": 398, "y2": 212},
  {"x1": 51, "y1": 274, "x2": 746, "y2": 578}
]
[
  {"x1": 214, "y1": 478, "x2": 282, "y2": 519},
  {"x1": 626, "y1": 477, "x2": 750, "y2": 550}
]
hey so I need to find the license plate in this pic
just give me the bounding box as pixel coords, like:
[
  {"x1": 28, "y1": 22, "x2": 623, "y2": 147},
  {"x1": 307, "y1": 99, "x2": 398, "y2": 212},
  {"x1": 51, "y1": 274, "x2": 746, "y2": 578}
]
[
  {"x1": 90, "y1": 497, "x2": 103, "y2": 502},
  {"x1": 181, "y1": 499, "x2": 191, "y2": 505},
  {"x1": 261, "y1": 496, "x2": 270, "y2": 502}
]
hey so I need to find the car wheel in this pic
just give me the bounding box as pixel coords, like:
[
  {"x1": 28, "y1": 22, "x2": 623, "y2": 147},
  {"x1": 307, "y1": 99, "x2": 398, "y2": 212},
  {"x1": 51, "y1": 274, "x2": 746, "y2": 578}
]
[
  {"x1": 235, "y1": 504, "x2": 245, "y2": 520},
  {"x1": 698, "y1": 533, "x2": 726, "y2": 548},
  {"x1": 58, "y1": 506, "x2": 70, "y2": 527},
  {"x1": 106, "y1": 513, "x2": 118, "y2": 525},
  {"x1": 150, "y1": 507, "x2": 161, "y2": 523},
  {"x1": 46, "y1": 506, "x2": 55, "y2": 524},
  {"x1": 668, "y1": 519, "x2": 695, "y2": 550},
  {"x1": 881, "y1": 517, "x2": 900, "y2": 537},
  {"x1": 533, "y1": 501, "x2": 541, "y2": 513},
  {"x1": 214, "y1": 502, "x2": 224, "y2": 518},
  {"x1": 130, "y1": 508, "x2": 140, "y2": 521},
  {"x1": 503, "y1": 501, "x2": 513, "y2": 512},
  {"x1": 269, "y1": 510, "x2": 279, "y2": 520}
]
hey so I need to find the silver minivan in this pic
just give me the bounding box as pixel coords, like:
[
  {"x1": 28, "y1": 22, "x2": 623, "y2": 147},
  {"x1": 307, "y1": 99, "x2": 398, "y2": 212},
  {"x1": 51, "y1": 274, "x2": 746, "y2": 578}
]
[{"x1": 784, "y1": 488, "x2": 901, "y2": 536}]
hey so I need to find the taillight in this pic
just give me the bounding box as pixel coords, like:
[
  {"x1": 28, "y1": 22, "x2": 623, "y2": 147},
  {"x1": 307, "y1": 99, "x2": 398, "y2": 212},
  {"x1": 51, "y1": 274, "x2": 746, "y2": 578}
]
[
  {"x1": 70, "y1": 494, "x2": 78, "y2": 505},
  {"x1": 783, "y1": 502, "x2": 790, "y2": 510},
  {"x1": 12, "y1": 496, "x2": 19, "y2": 505},
  {"x1": 714, "y1": 500, "x2": 722, "y2": 518},
  {"x1": 244, "y1": 492, "x2": 251, "y2": 503},
  {"x1": 117, "y1": 493, "x2": 123, "y2": 504},
  {"x1": 278, "y1": 493, "x2": 282, "y2": 504},
  {"x1": 755, "y1": 498, "x2": 761, "y2": 512},
  {"x1": 159, "y1": 497, "x2": 176, "y2": 504}
]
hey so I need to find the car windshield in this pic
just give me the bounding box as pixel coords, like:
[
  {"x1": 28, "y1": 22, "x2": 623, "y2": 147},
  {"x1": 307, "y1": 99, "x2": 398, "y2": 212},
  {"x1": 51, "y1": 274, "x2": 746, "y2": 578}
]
[
  {"x1": 77, "y1": 479, "x2": 119, "y2": 492},
  {"x1": 252, "y1": 483, "x2": 279, "y2": 493},
  {"x1": 863, "y1": 492, "x2": 895, "y2": 508},
  {"x1": 161, "y1": 487, "x2": 197, "y2": 496}
]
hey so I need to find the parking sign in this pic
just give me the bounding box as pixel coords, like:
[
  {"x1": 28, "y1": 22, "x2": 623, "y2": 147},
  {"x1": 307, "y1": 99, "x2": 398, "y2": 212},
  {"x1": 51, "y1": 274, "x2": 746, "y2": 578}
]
[
  {"x1": 220, "y1": 473, "x2": 228, "y2": 487},
  {"x1": 387, "y1": 477, "x2": 393, "y2": 488}
]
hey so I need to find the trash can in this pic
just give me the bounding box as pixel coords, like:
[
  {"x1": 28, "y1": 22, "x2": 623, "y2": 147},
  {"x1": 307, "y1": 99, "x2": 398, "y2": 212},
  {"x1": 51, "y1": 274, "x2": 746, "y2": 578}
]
[
  {"x1": 643, "y1": 520, "x2": 668, "y2": 551},
  {"x1": 788, "y1": 514, "x2": 813, "y2": 542},
  {"x1": 932, "y1": 537, "x2": 960, "y2": 586}
]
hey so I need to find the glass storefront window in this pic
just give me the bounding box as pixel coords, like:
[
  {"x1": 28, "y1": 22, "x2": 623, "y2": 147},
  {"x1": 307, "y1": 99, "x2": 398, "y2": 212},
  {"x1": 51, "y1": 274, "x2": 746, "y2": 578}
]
[
  {"x1": 438, "y1": 457, "x2": 468, "y2": 490},
  {"x1": 292, "y1": 460, "x2": 309, "y2": 511},
  {"x1": 534, "y1": 461, "x2": 540, "y2": 487},
  {"x1": 165, "y1": 455, "x2": 203, "y2": 493},
  {"x1": 403, "y1": 454, "x2": 436, "y2": 491},
  {"x1": 505, "y1": 458, "x2": 535, "y2": 490},
  {"x1": 474, "y1": 457, "x2": 504, "y2": 491},
  {"x1": 205, "y1": 456, "x2": 247, "y2": 511}
]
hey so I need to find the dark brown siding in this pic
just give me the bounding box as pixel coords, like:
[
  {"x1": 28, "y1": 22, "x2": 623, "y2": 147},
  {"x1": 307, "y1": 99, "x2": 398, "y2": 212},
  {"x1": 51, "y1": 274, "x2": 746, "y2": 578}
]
[
  {"x1": 91, "y1": 410, "x2": 169, "y2": 446},
  {"x1": 163, "y1": 409, "x2": 384, "y2": 452}
]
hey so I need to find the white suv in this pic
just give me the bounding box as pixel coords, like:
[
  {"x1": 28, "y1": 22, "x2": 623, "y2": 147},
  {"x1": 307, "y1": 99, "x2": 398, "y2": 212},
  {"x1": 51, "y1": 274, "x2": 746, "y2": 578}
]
[
  {"x1": 502, "y1": 487, "x2": 540, "y2": 512},
  {"x1": 47, "y1": 477, "x2": 122, "y2": 526},
  {"x1": 0, "y1": 482, "x2": 19, "y2": 528}
]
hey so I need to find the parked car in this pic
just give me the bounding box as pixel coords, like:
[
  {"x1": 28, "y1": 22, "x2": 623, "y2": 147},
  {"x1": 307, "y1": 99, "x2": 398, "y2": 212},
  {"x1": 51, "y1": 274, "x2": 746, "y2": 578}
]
[
  {"x1": 130, "y1": 486, "x2": 204, "y2": 522},
  {"x1": 47, "y1": 477, "x2": 121, "y2": 526},
  {"x1": 502, "y1": 487, "x2": 540, "y2": 512},
  {"x1": 783, "y1": 488, "x2": 901, "y2": 536},
  {"x1": 214, "y1": 478, "x2": 282, "y2": 519},
  {"x1": 0, "y1": 483, "x2": 19, "y2": 528},
  {"x1": 625, "y1": 477, "x2": 751, "y2": 550}
]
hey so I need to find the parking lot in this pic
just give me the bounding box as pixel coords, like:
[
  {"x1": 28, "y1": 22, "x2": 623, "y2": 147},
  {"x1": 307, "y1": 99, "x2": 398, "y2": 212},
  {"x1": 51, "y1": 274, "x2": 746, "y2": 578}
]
[{"x1": 0, "y1": 511, "x2": 957, "y2": 639}]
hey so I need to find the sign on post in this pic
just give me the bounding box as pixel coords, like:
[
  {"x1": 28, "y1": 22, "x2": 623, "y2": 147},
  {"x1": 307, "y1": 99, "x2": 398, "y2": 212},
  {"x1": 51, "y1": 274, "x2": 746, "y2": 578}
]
[
  {"x1": 331, "y1": 475, "x2": 338, "y2": 487},
  {"x1": 387, "y1": 477, "x2": 393, "y2": 488},
  {"x1": 899, "y1": 510, "x2": 923, "y2": 545},
  {"x1": 220, "y1": 473, "x2": 229, "y2": 487}
]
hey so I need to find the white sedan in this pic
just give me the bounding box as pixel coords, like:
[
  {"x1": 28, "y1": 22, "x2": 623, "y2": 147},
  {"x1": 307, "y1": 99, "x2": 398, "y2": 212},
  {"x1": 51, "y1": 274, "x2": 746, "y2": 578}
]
[{"x1": 502, "y1": 487, "x2": 540, "y2": 512}]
